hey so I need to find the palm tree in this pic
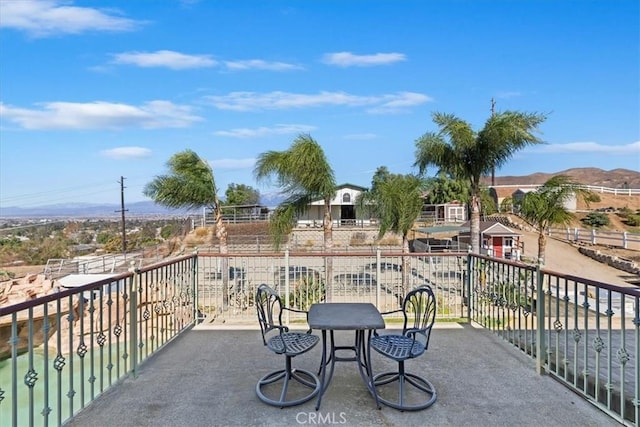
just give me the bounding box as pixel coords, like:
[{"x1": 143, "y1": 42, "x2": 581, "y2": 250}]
[
  {"x1": 143, "y1": 150, "x2": 230, "y2": 304},
  {"x1": 517, "y1": 175, "x2": 594, "y2": 264},
  {"x1": 372, "y1": 172, "x2": 424, "y2": 296},
  {"x1": 254, "y1": 134, "x2": 336, "y2": 252},
  {"x1": 414, "y1": 110, "x2": 547, "y2": 253}
]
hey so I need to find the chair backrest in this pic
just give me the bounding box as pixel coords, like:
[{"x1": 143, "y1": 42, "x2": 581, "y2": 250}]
[
  {"x1": 401, "y1": 285, "x2": 436, "y2": 349},
  {"x1": 256, "y1": 284, "x2": 285, "y2": 346}
]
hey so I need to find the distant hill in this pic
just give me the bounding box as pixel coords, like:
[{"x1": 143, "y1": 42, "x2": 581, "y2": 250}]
[
  {"x1": 1, "y1": 168, "x2": 636, "y2": 218},
  {"x1": 0, "y1": 195, "x2": 286, "y2": 218},
  {"x1": 0, "y1": 201, "x2": 199, "y2": 218},
  {"x1": 482, "y1": 168, "x2": 640, "y2": 188}
]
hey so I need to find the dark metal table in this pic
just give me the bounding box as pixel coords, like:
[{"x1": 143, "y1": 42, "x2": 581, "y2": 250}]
[{"x1": 307, "y1": 303, "x2": 385, "y2": 410}]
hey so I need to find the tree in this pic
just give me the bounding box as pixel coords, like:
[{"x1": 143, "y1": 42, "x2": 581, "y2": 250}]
[
  {"x1": 517, "y1": 175, "x2": 593, "y2": 264},
  {"x1": 356, "y1": 166, "x2": 391, "y2": 220},
  {"x1": 415, "y1": 110, "x2": 547, "y2": 253},
  {"x1": 370, "y1": 172, "x2": 424, "y2": 296},
  {"x1": 423, "y1": 173, "x2": 469, "y2": 205},
  {"x1": 144, "y1": 150, "x2": 230, "y2": 305},
  {"x1": 225, "y1": 183, "x2": 260, "y2": 206},
  {"x1": 254, "y1": 134, "x2": 336, "y2": 251},
  {"x1": 144, "y1": 149, "x2": 227, "y2": 253}
]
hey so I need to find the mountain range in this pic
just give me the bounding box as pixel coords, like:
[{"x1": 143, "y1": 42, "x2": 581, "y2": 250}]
[
  {"x1": 0, "y1": 193, "x2": 287, "y2": 218},
  {"x1": 481, "y1": 167, "x2": 640, "y2": 187},
  {"x1": 2, "y1": 168, "x2": 638, "y2": 218}
]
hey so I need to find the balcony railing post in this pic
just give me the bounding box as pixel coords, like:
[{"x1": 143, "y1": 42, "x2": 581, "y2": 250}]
[
  {"x1": 129, "y1": 262, "x2": 139, "y2": 377},
  {"x1": 465, "y1": 250, "x2": 472, "y2": 320},
  {"x1": 284, "y1": 249, "x2": 290, "y2": 325},
  {"x1": 535, "y1": 260, "x2": 546, "y2": 375},
  {"x1": 376, "y1": 247, "x2": 381, "y2": 307},
  {"x1": 193, "y1": 249, "x2": 199, "y2": 324}
]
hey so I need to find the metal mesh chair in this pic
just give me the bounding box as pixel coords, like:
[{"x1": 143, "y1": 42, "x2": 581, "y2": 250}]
[
  {"x1": 255, "y1": 284, "x2": 321, "y2": 407},
  {"x1": 369, "y1": 285, "x2": 437, "y2": 411}
]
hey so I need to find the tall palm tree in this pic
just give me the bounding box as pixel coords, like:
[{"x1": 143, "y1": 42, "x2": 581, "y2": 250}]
[
  {"x1": 254, "y1": 134, "x2": 336, "y2": 252},
  {"x1": 414, "y1": 110, "x2": 547, "y2": 253},
  {"x1": 373, "y1": 173, "x2": 424, "y2": 295},
  {"x1": 517, "y1": 175, "x2": 594, "y2": 264},
  {"x1": 143, "y1": 150, "x2": 230, "y2": 304}
]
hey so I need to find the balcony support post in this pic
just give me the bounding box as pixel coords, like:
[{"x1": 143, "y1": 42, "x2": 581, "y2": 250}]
[
  {"x1": 535, "y1": 261, "x2": 546, "y2": 375},
  {"x1": 129, "y1": 262, "x2": 138, "y2": 377}
]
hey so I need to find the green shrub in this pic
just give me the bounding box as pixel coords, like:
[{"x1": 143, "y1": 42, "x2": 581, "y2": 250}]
[
  {"x1": 581, "y1": 212, "x2": 610, "y2": 228},
  {"x1": 289, "y1": 277, "x2": 325, "y2": 311},
  {"x1": 624, "y1": 214, "x2": 640, "y2": 227}
]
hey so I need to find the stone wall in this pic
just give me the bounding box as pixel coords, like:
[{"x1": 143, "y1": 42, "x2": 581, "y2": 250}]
[
  {"x1": 578, "y1": 247, "x2": 640, "y2": 275},
  {"x1": 289, "y1": 227, "x2": 401, "y2": 251}
]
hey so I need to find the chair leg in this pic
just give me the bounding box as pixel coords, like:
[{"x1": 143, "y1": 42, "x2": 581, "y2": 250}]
[
  {"x1": 372, "y1": 361, "x2": 436, "y2": 411},
  {"x1": 256, "y1": 356, "x2": 321, "y2": 408}
]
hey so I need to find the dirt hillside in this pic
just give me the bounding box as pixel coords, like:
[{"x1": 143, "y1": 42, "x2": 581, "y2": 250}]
[{"x1": 483, "y1": 167, "x2": 640, "y2": 188}]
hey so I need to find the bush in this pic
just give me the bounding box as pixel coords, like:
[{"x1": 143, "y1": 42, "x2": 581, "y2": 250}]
[
  {"x1": 289, "y1": 277, "x2": 325, "y2": 311},
  {"x1": 625, "y1": 214, "x2": 640, "y2": 227},
  {"x1": 581, "y1": 212, "x2": 610, "y2": 228}
]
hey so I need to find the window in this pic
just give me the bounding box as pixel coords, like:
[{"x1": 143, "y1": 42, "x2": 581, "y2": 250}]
[{"x1": 342, "y1": 193, "x2": 351, "y2": 203}]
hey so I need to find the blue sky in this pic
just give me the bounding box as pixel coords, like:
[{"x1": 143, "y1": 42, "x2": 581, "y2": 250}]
[{"x1": 0, "y1": 0, "x2": 638, "y2": 210}]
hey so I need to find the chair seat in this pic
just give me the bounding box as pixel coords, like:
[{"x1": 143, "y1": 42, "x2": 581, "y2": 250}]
[
  {"x1": 267, "y1": 332, "x2": 319, "y2": 356},
  {"x1": 370, "y1": 334, "x2": 425, "y2": 361}
]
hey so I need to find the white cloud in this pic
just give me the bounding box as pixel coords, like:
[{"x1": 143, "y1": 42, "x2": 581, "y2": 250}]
[
  {"x1": 214, "y1": 124, "x2": 316, "y2": 138},
  {"x1": 532, "y1": 141, "x2": 640, "y2": 154},
  {"x1": 367, "y1": 92, "x2": 434, "y2": 114},
  {"x1": 494, "y1": 91, "x2": 522, "y2": 99},
  {"x1": 223, "y1": 59, "x2": 302, "y2": 71},
  {"x1": 209, "y1": 158, "x2": 256, "y2": 169},
  {"x1": 322, "y1": 52, "x2": 406, "y2": 67},
  {"x1": 112, "y1": 50, "x2": 217, "y2": 69},
  {"x1": 0, "y1": 101, "x2": 202, "y2": 130},
  {"x1": 0, "y1": 0, "x2": 142, "y2": 37},
  {"x1": 100, "y1": 147, "x2": 152, "y2": 159},
  {"x1": 111, "y1": 52, "x2": 300, "y2": 71},
  {"x1": 204, "y1": 91, "x2": 431, "y2": 113}
]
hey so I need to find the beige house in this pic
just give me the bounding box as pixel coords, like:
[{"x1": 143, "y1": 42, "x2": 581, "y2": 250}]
[{"x1": 297, "y1": 183, "x2": 375, "y2": 227}]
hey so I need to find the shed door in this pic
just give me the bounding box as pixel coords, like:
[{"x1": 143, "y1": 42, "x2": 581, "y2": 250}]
[{"x1": 492, "y1": 236, "x2": 503, "y2": 258}]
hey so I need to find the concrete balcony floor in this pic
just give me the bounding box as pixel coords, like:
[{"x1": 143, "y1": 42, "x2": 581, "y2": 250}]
[{"x1": 67, "y1": 322, "x2": 616, "y2": 427}]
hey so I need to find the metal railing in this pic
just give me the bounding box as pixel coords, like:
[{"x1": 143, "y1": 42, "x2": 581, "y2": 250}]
[
  {"x1": 1, "y1": 255, "x2": 196, "y2": 426},
  {"x1": 2, "y1": 251, "x2": 639, "y2": 425},
  {"x1": 468, "y1": 255, "x2": 640, "y2": 425}
]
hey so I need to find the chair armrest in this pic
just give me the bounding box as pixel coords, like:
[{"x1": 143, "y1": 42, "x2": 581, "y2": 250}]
[
  {"x1": 282, "y1": 307, "x2": 313, "y2": 334},
  {"x1": 404, "y1": 327, "x2": 423, "y2": 337},
  {"x1": 379, "y1": 308, "x2": 403, "y2": 316}
]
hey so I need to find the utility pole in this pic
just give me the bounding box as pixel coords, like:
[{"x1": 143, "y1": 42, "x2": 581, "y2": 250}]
[
  {"x1": 115, "y1": 176, "x2": 128, "y2": 257},
  {"x1": 490, "y1": 98, "x2": 496, "y2": 186}
]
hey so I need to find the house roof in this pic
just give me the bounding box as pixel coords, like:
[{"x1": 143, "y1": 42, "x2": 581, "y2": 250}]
[
  {"x1": 336, "y1": 183, "x2": 367, "y2": 191},
  {"x1": 490, "y1": 187, "x2": 518, "y2": 199},
  {"x1": 309, "y1": 183, "x2": 367, "y2": 205},
  {"x1": 459, "y1": 221, "x2": 522, "y2": 236},
  {"x1": 415, "y1": 225, "x2": 470, "y2": 234}
]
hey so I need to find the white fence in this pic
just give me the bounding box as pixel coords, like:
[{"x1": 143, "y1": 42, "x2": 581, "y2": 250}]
[
  {"x1": 491, "y1": 184, "x2": 640, "y2": 196},
  {"x1": 548, "y1": 227, "x2": 640, "y2": 250}
]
